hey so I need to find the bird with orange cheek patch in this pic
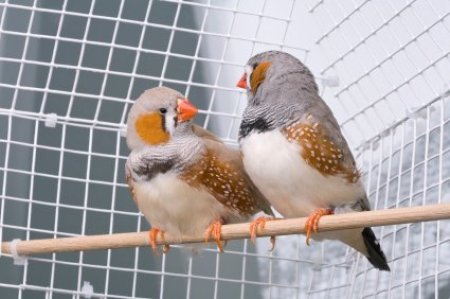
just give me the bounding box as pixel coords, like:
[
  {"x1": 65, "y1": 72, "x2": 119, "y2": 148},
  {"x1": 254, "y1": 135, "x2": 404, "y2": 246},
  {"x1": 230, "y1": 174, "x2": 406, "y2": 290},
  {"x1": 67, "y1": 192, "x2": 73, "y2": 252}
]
[
  {"x1": 125, "y1": 87, "x2": 274, "y2": 254},
  {"x1": 236, "y1": 51, "x2": 390, "y2": 271}
]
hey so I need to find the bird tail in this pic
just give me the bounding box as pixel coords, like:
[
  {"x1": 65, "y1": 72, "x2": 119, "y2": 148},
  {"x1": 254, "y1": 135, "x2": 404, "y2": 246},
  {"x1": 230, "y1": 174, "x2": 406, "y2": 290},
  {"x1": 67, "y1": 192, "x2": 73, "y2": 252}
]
[
  {"x1": 336, "y1": 227, "x2": 390, "y2": 271},
  {"x1": 361, "y1": 227, "x2": 390, "y2": 271}
]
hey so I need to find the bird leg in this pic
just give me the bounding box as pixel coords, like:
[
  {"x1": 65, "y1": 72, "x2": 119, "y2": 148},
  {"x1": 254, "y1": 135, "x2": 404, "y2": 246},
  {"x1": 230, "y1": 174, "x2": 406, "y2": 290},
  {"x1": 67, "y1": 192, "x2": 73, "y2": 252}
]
[
  {"x1": 148, "y1": 227, "x2": 169, "y2": 255},
  {"x1": 205, "y1": 220, "x2": 225, "y2": 252},
  {"x1": 249, "y1": 216, "x2": 277, "y2": 251},
  {"x1": 305, "y1": 208, "x2": 334, "y2": 245}
]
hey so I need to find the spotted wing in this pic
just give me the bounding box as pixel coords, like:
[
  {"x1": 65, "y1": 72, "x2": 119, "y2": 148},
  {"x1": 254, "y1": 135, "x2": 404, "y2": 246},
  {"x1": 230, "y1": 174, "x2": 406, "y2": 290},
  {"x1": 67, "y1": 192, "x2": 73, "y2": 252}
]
[
  {"x1": 283, "y1": 113, "x2": 372, "y2": 211},
  {"x1": 283, "y1": 117, "x2": 361, "y2": 183},
  {"x1": 181, "y1": 136, "x2": 273, "y2": 217}
]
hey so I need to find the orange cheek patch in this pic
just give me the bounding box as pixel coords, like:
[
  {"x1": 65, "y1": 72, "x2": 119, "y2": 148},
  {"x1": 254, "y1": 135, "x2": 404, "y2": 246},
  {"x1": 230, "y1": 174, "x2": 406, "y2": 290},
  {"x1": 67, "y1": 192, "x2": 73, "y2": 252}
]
[
  {"x1": 135, "y1": 112, "x2": 170, "y2": 145},
  {"x1": 251, "y1": 61, "x2": 271, "y2": 94}
]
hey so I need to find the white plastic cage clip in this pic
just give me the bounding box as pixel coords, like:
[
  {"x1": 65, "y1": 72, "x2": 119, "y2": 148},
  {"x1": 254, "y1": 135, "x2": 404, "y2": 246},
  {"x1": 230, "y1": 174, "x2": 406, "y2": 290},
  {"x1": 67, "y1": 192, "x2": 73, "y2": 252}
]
[
  {"x1": 80, "y1": 281, "x2": 94, "y2": 299},
  {"x1": 44, "y1": 113, "x2": 58, "y2": 128},
  {"x1": 120, "y1": 125, "x2": 127, "y2": 138},
  {"x1": 318, "y1": 75, "x2": 340, "y2": 87},
  {"x1": 10, "y1": 239, "x2": 27, "y2": 266},
  {"x1": 406, "y1": 106, "x2": 434, "y2": 121}
]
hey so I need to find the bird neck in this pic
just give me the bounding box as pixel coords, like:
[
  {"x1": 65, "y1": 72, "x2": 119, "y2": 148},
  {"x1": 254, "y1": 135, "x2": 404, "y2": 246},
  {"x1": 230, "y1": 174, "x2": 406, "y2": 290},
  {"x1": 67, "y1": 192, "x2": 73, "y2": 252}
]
[
  {"x1": 239, "y1": 102, "x2": 293, "y2": 139},
  {"x1": 129, "y1": 133, "x2": 205, "y2": 181}
]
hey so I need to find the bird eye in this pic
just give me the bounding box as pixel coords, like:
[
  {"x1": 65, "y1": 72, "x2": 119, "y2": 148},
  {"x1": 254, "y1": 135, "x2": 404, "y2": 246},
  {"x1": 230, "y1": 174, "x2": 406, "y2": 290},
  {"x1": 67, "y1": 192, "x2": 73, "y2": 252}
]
[{"x1": 159, "y1": 108, "x2": 167, "y2": 114}]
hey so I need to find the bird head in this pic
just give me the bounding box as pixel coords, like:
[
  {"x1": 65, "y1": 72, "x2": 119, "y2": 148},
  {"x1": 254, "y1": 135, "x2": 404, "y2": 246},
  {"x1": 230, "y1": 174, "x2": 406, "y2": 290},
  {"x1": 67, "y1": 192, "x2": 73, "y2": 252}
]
[
  {"x1": 126, "y1": 86, "x2": 198, "y2": 150},
  {"x1": 237, "y1": 51, "x2": 318, "y2": 105}
]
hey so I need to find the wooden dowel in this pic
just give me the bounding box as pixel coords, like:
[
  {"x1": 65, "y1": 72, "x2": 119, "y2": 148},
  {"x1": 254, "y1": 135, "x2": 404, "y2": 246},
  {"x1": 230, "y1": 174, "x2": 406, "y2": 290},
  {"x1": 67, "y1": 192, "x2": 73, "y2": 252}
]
[{"x1": 2, "y1": 203, "x2": 450, "y2": 256}]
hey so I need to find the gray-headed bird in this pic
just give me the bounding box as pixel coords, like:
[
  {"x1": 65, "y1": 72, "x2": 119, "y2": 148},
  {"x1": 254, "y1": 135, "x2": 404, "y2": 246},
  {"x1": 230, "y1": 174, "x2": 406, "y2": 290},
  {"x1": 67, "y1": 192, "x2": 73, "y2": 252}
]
[
  {"x1": 236, "y1": 51, "x2": 390, "y2": 271},
  {"x1": 126, "y1": 87, "x2": 273, "y2": 253}
]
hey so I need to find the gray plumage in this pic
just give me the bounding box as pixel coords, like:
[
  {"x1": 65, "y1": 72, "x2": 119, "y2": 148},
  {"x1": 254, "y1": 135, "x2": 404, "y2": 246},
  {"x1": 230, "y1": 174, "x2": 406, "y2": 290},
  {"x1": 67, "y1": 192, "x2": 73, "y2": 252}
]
[
  {"x1": 238, "y1": 51, "x2": 389, "y2": 271},
  {"x1": 125, "y1": 87, "x2": 273, "y2": 245}
]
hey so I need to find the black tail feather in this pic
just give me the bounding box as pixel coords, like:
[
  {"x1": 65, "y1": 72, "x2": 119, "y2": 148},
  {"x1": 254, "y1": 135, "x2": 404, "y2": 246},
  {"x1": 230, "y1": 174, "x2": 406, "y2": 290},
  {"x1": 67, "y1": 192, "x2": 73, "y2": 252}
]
[{"x1": 362, "y1": 228, "x2": 390, "y2": 271}]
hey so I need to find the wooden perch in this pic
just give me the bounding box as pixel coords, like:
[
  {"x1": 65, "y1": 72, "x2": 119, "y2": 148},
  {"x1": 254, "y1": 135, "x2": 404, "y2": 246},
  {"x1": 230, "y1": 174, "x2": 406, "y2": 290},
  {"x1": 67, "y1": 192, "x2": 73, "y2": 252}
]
[{"x1": 2, "y1": 203, "x2": 450, "y2": 257}]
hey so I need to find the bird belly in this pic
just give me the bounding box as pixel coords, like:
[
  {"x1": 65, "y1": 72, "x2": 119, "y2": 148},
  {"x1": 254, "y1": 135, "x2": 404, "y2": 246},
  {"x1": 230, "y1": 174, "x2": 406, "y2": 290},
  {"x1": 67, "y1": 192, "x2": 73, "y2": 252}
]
[
  {"x1": 241, "y1": 130, "x2": 365, "y2": 218},
  {"x1": 133, "y1": 172, "x2": 233, "y2": 239}
]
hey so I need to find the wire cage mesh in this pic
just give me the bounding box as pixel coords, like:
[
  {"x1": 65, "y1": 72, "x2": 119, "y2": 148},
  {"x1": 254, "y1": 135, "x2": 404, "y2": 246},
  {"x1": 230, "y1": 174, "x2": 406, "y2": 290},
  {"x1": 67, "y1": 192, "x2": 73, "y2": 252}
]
[{"x1": 0, "y1": 0, "x2": 449, "y2": 298}]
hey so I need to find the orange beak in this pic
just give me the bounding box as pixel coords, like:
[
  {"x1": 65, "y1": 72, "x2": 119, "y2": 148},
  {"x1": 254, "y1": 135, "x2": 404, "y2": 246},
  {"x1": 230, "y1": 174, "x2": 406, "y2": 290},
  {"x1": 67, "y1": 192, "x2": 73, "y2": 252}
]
[
  {"x1": 177, "y1": 98, "x2": 198, "y2": 122},
  {"x1": 236, "y1": 73, "x2": 248, "y2": 89}
]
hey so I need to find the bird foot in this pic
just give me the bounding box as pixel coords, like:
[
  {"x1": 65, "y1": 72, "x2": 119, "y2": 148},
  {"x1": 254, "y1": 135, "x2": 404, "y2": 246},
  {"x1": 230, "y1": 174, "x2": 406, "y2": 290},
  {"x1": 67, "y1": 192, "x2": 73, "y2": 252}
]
[
  {"x1": 249, "y1": 216, "x2": 277, "y2": 251},
  {"x1": 205, "y1": 220, "x2": 225, "y2": 252},
  {"x1": 148, "y1": 228, "x2": 169, "y2": 255},
  {"x1": 305, "y1": 208, "x2": 334, "y2": 246}
]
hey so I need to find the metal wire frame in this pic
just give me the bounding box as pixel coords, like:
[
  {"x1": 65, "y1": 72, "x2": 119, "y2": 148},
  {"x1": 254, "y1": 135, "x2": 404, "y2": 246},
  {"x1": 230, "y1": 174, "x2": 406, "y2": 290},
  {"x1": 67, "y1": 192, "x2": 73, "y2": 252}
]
[{"x1": 311, "y1": 0, "x2": 450, "y2": 149}]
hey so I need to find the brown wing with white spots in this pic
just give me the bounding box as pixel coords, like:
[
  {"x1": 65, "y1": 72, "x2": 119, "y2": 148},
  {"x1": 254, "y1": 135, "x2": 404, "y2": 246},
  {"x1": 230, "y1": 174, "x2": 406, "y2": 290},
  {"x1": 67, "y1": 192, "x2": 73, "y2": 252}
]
[
  {"x1": 181, "y1": 139, "x2": 273, "y2": 217},
  {"x1": 283, "y1": 118, "x2": 361, "y2": 184}
]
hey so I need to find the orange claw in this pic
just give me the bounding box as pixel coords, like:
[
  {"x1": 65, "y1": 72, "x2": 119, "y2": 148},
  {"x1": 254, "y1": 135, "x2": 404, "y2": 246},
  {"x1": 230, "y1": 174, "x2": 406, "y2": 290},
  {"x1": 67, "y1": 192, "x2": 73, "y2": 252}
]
[
  {"x1": 205, "y1": 220, "x2": 225, "y2": 252},
  {"x1": 249, "y1": 216, "x2": 277, "y2": 251},
  {"x1": 148, "y1": 228, "x2": 169, "y2": 255},
  {"x1": 305, "y1": 208, "x2": 334, "y2": 246}
]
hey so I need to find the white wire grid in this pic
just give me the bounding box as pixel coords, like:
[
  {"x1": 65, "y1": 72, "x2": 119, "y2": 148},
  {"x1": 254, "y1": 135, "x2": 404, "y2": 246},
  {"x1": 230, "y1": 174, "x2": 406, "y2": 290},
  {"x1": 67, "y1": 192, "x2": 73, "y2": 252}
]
[{"x1": 0, "y1": 0, "x2": 449, "y2": 298}]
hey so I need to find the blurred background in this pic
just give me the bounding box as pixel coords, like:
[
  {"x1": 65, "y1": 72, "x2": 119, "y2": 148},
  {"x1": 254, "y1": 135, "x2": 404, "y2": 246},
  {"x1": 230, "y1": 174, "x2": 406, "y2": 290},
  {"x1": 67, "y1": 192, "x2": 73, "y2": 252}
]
[{"x1": 0, "y1": 0, "x2": 449, "y2": 298}]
